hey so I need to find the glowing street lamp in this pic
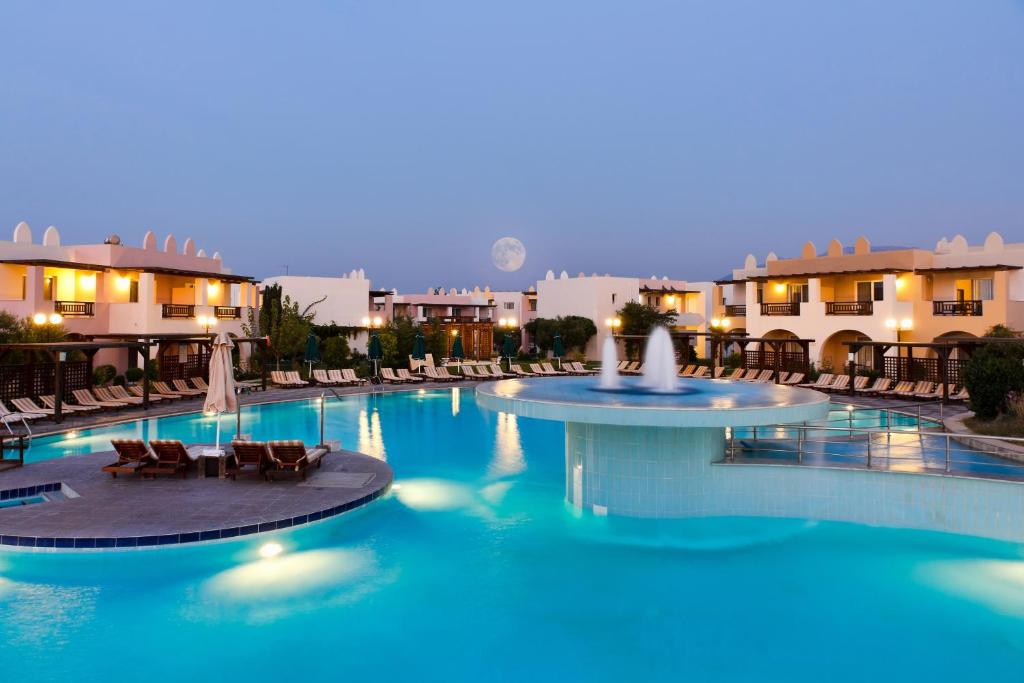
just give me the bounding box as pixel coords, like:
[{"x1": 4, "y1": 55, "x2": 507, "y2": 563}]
[{"x1": 197, "y1": 314, "x2": 217, "y2": 334}]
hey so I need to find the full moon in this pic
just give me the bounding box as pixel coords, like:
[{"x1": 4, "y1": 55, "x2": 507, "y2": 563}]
[{"x1": 491, "y1": 237, "x2": 527, "y2": 272}]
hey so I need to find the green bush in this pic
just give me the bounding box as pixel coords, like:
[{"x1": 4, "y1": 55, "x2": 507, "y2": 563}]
[
  {"x1": 146, "y1": 359, "x2": 159, "y2": 381},
  {"x1": 92, "y1": 364, "x2": 117, "y2": 386},
  {"x1": 963, "y1": 342, "x2": 1024, "y2": 420},
  {"x1": 125, "y1": 367, "x2": 145, "y2": 383},
  {"x1": 322, "y1": 336, "x2": 351, "y2": 368},
  {"x1": 112, "y1": 374, "x2": 126, "y2": 386}
]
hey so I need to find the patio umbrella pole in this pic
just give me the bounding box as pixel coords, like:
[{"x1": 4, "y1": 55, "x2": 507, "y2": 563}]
[{"x1": 319, "y1": 391, "x2": 325, "y2": 448}]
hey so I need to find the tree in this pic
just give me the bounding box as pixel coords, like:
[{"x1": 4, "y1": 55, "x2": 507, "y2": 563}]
[
  {"x1": 963, "y1": 342, "x2": 1024, "y2": 419},
  {"x1": 523, "y1": 316, "x2": 597, "y2": 354},
  {"x1": 617, "y1": 302, "x2": 677, "y2": 359},
  {"x1": 321, "y1": 336, "x2": 351, "y2": 368},
  {"x1": 425, "y1": 320, "x2": 447, "y2": 362},
  {"x1": 985, "y1": 324, "x2": 1019, "y2": 338},
  {"x1": 243, "y1": 285, "x2": 322, "y2": 369}
]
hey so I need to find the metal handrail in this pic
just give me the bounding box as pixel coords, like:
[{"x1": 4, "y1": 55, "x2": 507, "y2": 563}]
[{"x1": 728, "y1": 421, "x2": 1024, "y2": 479}]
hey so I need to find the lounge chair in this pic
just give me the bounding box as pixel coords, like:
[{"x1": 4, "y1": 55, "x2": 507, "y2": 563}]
[
  {"x1": 152, "y1": 381, "x2": 188, "y2": 397},
  {"x1": 129, "y1": 385, "x2": 177, "y2": 401},
  {"x1": 781, "y1": 372, "x2": 804, "y2": 385},
  {"x1": 312, "y1": 369, "x2": 339, "y2": 385},
  {"x1": 40, "y1": 394, "x2": 99, "y2": 413},
  {"x1": 488, "y1": 363, "x2": 515, "y2": 378},
  {"x1": 949, "y1": 385, "x2": 970, "y2": 401},
  {"x1": 877, "y1": 380, "x2": 914, "y2": 397},
  {"x1": 73, "y1": 388, "x2": 126, "y2": 409},
  {"x1": 173, "y1": 379, "x2": 205, "y2": 396},
  {"x1": 0, "y1": 401, "x2": 46, "y2": 421},
  {"x1": 854, "y1": 377, "x2": 891, "y2": 395},
  {"x1": 751, "y1": 370, "x2": 774, "y2": 383},
  {"x1": 11, "y1": 397, "x2": 55, "y2": 417},
  {"x1": 915, "y1": 383, "x2": 946, "y2": 400},
  {"x1": 143, "y1": 439, "x2": 195, "y2": 478},
  {"x1": 511, "y1": 365, "x2": 536, "y2": 377},
  {"x1": 191, "y1": 377, "x2": 209, "y2": 391},
  {"x1": 822, "y1": 375, "x2": 850, "y2": 393},
  {"x1": 798, "y1": 373, "x2": 833, "y2": 389},
  {"x1": 723, "y1": 368, "x2": 745, "y2": 381},
  {"x1": 679, "y1": 365, "x2": 697, "y2": 377},
  {"x1": 380, "y1": 367, "x2": 407, "y2": 384},
  {"x1": 341, "y1": 369, "x2": 368, "y2": 385},
  {"x1": 690, "y1": 366, "x2": 710, "y2": 378},
  {"x1": 110, "y1": 385, "x2": 164, "y2": 403},
  {"x1": 266, "y1": 440, "x2": 328, "y2": 481},
  {"x1": 895, "y1": 381, "x2": 932, "y2": 398},
  {"x1": 542, "y1": 362, "x2": 569, "y2": 376},
  {"x1": 326, "y1": 369, "x2": 353, "y2": 385},
  {"x1": 423, "y1": 366, "x2": 456, "y2": 382},
  {"x1": 711, "y1": 366, "x2": 725, "y2": 378},
  {"x1": 102, "y1": 439, "x2": 154, "y2": 478},
  {"x1": 397, "y1": 369, "x2": 425, "y2": 383},
  {"x1": 285, "y1": 372, "x2": 308, "y2": 386},
  {"x1": 616, "y1": 361, "x2": 631, "y2": 372},
  {"x1": 228, "y1": 440, "x2": 271, "y2": 479},
  {"x1": 572, "y1": 362, "x2": 598, "y2": 375},
  {"x1": 95, "y1": 386, "x2": 144, "y2": 405}
]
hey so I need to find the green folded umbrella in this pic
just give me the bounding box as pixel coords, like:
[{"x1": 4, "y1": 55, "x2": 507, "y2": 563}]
[
  {"x1": 451, "y1": 333, "x2": 465, "y2": 360},
  {"x1": 412, "y1": 330, "x2": 426, "y2": 360},
  {"x1": 368, "y1": 331, "x2": 382, "y2": 360},
  {"x1": 552, "y1": 334, "x2": 565, "y2": 358},
  {"x1": 304, "y1": 332, "x2": 320, "y2": 363},
  {"x1": 502, "y1": 333, "x2": 515, "y2": 358}
]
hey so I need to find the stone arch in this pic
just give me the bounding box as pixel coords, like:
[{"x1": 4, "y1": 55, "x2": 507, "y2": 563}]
[
  {"x1": 800, "y1": 241, "x2": 817, "y2": 259},
  {"x1": 934, "y1": 330, "x2": 977, "y2": 362},
  {"x1": 826, "y1": 238, "x2": 843, "y2": 257},
  {"x1": 12, "y1": 221, "x2": 32, "y2": 244},
  {"x1": 163, "y1": 234, "x2": 177, "y2": 253},
  {"x1": 42, "y1": 225, "x2": 61, "y2": 246},
  {"x1": 821, "y1": 329, "x2": 873, "y2": 373}
]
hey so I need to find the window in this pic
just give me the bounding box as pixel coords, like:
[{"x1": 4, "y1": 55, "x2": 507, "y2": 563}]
[
  {"x1": 787, "y1": 283, "x2": 809, "y2": 303},
  {"x1": 756, "y1": 284, "x2": 764, "y2": 304},
  {"x1": 528, "y1": 299, "x2": 537, "y2": 312},
  {"x1": 611, "y1": 293, "x2": 617, "y2": 304},
  {"x1": 654, "y1": 296, "x2": 660, "y2": 307},
  {"x1": 44, "y1": 276, "x2": 54, "y2": 301},
  {"x1": 972, "y1": 278, "x2": 994, "y2": 301},
  {"x1": 856, "y1": 281, "x2": 884, "y2": 302},
  {"x1": 503, "y1": 302, "x2": 515, "y2": 310},
  {"x1": 129, "y1": 280, "x2": 139, "y2": 303}
]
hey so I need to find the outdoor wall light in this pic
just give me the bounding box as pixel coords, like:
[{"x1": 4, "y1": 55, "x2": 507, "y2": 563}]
[
  {"x1": 361, "y1": 316, "x2": 371, "y2": 326},
  {"x1": 115, "y1": 276, "x2": 131, "y2": 291},
  {"x1": 774, "y1": 283, "x2": 786, "y2": 294},
  {"x1": 49, "y1": 313, "x2": 62, "y2": 325},
  {"x1": 373, "y1": 316, "x2": 383, "y2": 327},
  {"x1": 604, "y1": 318, "x2": 621, "y2": 329},
  {"x1": 451, "y1": 329, "x2": 459, "y2": 337},
  {"x1": 32, "y1": 313, "x2": 47, "y2": 325}
]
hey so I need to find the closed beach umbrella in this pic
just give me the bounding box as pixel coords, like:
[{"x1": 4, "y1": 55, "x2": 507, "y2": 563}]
[
  {"x1": 552, "y1": 333, "x2": 566, "y2": 368},
  {"x1": 412, "y1": 330, "x2": 426, "y2": 360},
  {"x1": 203, "y1": 332, "x2": 238, "y2": 452},
  {"x1": 368, "y1": 330, "x2": 383, "y2": 376},
  {"x1": 502, "y1": 333, "x2": 515, "y2": 359},
  {"x1": 451, "y1": 333, "x2": 465, "y2": 361},
  {"x1": 305, "y1": 332, "x2": 320, "y2": 363}
]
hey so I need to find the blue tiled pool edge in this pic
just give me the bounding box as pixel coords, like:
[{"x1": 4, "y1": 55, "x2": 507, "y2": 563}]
[{"x1": 0, "y1": 481, "x2": 391, "y2": 552}]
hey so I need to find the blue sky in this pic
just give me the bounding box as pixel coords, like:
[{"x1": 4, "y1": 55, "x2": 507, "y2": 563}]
[{"x1": 1, "y1": 1, "x2": 1022, "y2": 291}]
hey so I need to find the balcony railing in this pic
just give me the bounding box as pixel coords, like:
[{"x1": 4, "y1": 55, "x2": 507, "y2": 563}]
[
  {"x1": 54, "y1": 301, "x2": 94, "y2": 317},
  {"x1": 214, "y1": 306, "x2": 242, "y2": 319},
  {"x1": 162, "y1": 304, "x2": 196, "y2": 319},
  {"x1": 760, "y1": 302, "x2": 800, "y2": 316},
  {"x1": 933, "y1": 300, "x2": 983, "y2": 316},
  {"x1": 724, "y1": 304, "x2": 746, "y2": 317},
  {"x1": 825, "y1": 301, "x2": 873, "y2": 316}
]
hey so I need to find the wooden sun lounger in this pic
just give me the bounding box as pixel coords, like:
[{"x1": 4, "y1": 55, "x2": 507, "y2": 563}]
[
  {"x1": 95, "y1": 386, "x2": 144, "y2": 405},
  {"x1": 397, "y1": 369, "x2": 425, "y2": 382},
  {"x1": 341, "y1": 369, "x2": 368, "y2": 385},
  {"x1": 877, "y1": 380, "x2": 914, "y2": 397},
  {"x1": 266, "y1": 440, "x2": 328, "y2": 481},
  {"x1": 781, "y1": 372, "x2": 804, "y2": 385},
  {"x1": 313, "y1": 369, "x2": 339, "y2": 385},
  {"x1": 172, "y1": 379, "x2": 205, "y2": 396},
  {"x1": 854, "y1": 377, "x2": 891, "y2": 395},
  {"x1": 143, "y1": 440, "x2": 194, "y2": 478},
  {"x1": 542, "y1": 363, "x2": 568, "y2": 376},
  {"x1": 228, "y1": 440, "x2": 272, "y2": 480},
  {"x1": 511, "y1": 365, "x2": 536, "y2": 377},
  {"x1": 128, "y1": 385, "x2": 176, "y2": 401},
  {"x1": 380, "y1": 367, "x2": 407, "y2": 384},
  {"x1": 751, "y1": 370, "x2": 774, "y2": 383},
  {"x1": 102, "y1": 439, "x2": 154, "y2": 478},
  {"x1": 191, "y1": 377, "x2": 209, "y2": 391},
  {"x1": 110, "y1": 385, "x2": 163, "y2": 403},
  {"x1": 798, "y1": 373, "x2": 833, "y2": 389},
  {"x1": 679, "y1": 365, "x2": 697, "y2": 377},
  {"x1": 724, "y1": 368, "x2": 745, "y2": 380},
  {"x1": 488, "y1": 364, "x2": 515, "y2": 378}
]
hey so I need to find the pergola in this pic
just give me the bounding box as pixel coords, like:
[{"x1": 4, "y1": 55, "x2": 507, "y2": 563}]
[
  {"x1": 613, "y1": 332, "x2": 814, "y2": 382},
  {"x1": 842, "y1": 336, "x2": 1024, "y2": 401},
  {"x1": 0, "y1": 340, "x2": 151, "y2": 423}
]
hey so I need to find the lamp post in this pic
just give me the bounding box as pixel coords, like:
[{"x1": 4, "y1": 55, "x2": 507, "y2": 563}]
[
  {"x1": 709, "y1": 317, "x2": 730, "y2": 369},
  {"x1": 362, "y1": 316, "x2": 384, "y2": 377},
  {"x1": 32, "y1": 312, "x2": 63, "y2": 327},
  {"x1": 197, "y1": 314, "x2": 217, "y2": 334},
  {"x1": 885, "y1": 317, "x2": 913, "y2": 343}
]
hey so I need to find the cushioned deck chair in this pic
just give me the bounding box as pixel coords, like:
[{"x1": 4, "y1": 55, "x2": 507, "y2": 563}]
[
  {"x1": 172, "y1": 379, "x2": 205, "y2": 396},
  {"x1": 285, "y1": 372, "x2": 308, "y2": 386},
  {"x1": 397, "y1": 369, "x2": 425, "y2": 383},
  {"x1": 798, "y1": 374, "x2": 833, "y2": 389},
  {"x1": 11, "y1": 397, "x2": 54, "y2": 417},
  {"x1": 95, "y1": 386, "x2": 143, "y2": 405},
  {"x1": 266, "y1": 440, "x2": 328, "y2": 481},
  {"x1": 110, "y1": 385, "x2": 164, "y2": 403},
  {"x1": 949, "y1": 386, "x2": 970, "y2": 401},
  {"x1": 152, "y1": 381, "x2": 188, "y2": 397},
  {"x1": 854, "y1": 377, "x2": 890, "y2": 395},
  {"x1": 129, "y1": 385, "x2": 177, "y2": 401},
  {"x1": 724, "y1": 368, "x2": 745, "y2": 381},
  {"x1": 191, "y1": 377, "x2": 209, "y2": 391},
  {"x1": 341, "y1": 369, "x2": 368, "y2": 385},
  {"x1": 488, "y1": 364, "x2": 515, "y2": 379},
  {"x1": 781, "y1": 372, "x2": 804, "y2": 385},
  {"x1": 102, "y1": 439, "x2": 154, "y2": 478},
  {"x1": 40, "y1": 394, "x2": 99, "y2": 413},
  {"x1": 73, "y1": 388, "x2": 126, "y2": 409},
  {"x1": 679, "y1": 365, "x2": 697, "y2": 377},
  {"x1": 380, "y1": 367, "x2": 407, "y2": 383},
  {"x1": 312, "y1": 369, "x2": 339, "y2": 385},
  {"x1": 511, "y1": 365, "x2": 536, "y2": 377},
  {"x1": 143, "y1": 439, "x2": 195, "y2": 478},
  {"x1": 228, "y1": 440, "x2": 272, "y2": 480},
  {"x1": 822, "y1": 375, "x2": 850, "y2": 393},
  {"x1": 877, "y1": 380, "x2": 914, "y2": 397},
  {"x1": 542, "y1": 363, "x2": 568, "y2": 376}
]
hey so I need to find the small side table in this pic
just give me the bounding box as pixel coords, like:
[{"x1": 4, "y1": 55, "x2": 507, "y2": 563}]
[{"x1": 196, "y1": 447, "x2": 235, "y2": 479}]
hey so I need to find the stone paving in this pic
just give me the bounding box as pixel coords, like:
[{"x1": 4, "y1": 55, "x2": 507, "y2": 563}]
[{"x1": 0, "y1": 448, "x2": 391, "y2": 549}]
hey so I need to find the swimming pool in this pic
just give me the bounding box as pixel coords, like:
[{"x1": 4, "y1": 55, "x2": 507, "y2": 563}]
[{"x1": 2, "y1": 389, "x2": 1023, "y2": 681}]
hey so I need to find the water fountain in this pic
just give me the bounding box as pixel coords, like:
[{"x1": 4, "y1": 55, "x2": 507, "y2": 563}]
[
  {"x1": 598, "y1": 336, "x2": 620, "y2": 390},
  {"x1": 477, "y1": 327, "x2": 829, "y2": 517}
]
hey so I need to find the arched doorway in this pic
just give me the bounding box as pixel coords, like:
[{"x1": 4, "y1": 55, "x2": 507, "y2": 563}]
[{"x1": 821, "y1": 330, "x2": 872, "y2": 373}]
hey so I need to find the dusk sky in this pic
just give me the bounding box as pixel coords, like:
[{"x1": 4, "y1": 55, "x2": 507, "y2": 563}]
[{"x1": 1, "y1": 1, "x2": 1022, "y2": 292}]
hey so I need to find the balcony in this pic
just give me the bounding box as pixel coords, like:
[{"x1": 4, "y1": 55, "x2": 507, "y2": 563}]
[
  {"x1": 933, "y1": 300, "x2": 983, "y2": 316},
  {"x1": 214, "y1": 306, "x2": 242, "y2": 319},
  {"x1": 54, "y1": 301, "x2": 94, "y2": 317},
  {"x1": 825, "y1": 301, "x2": 873, "y2": 316},
  {"x1": 724, "y1": 304, "x2": 746, "y2": 317},
  {"x1": 760, "y1": 302, "x2": 800, "y2": 316},
  {"x1": 162, "y1": 303, "x2": 196, "y2": 319}
]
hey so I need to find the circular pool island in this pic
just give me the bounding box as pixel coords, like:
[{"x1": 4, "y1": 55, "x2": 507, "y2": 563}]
[{"x1": 476, "y1": 376, "x2": 829, "y2": 517}]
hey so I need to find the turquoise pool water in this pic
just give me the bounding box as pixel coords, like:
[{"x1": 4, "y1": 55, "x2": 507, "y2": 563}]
[{"x1": 2, "y1": 389, "x2": 1024, "y2": 681}]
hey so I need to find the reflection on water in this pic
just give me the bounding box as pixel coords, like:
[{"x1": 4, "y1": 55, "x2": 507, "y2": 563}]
[
  {"x1": 489, "y1": 412, "x2": 525, "y2": 478},
  {"x1": 357, "y1": 408, "x2": 387, "y2": 461},
  {"x1": 452, "y1": 387, "x2": 461, "y2": 416}
]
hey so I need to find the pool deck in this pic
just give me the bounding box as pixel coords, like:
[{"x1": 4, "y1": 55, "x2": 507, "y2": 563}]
[{"x1": 0, "y1": 447, "x2": 392, "y2": 551}]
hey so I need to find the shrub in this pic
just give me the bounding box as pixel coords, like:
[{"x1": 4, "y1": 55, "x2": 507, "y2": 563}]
[
  {"x1": 723, "y1": 352, "x2": 742, "y2": 369},
  {"x1": 125, "y1": 367, "x2": 145, "y2": 383},
  {"x1": 112, "y1": 374, "x2": 126, "y2": 386},
  {"x1": 146, "y1": 359, "x2": 159, "y2": 381},
  {"x1": 92, "y1": 364, "x2": 116, "y2": 386},
  {"x1": 322, "y1": 336, "x2": 351, "y2": 368},
  {"x1": 963, "y1": 342, "x2": 1024, "y2": 420}
]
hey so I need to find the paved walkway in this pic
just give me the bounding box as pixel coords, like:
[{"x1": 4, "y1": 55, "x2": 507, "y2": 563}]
[{"x1": 0, "y1": 448, "x2": 391, "y2": 549}]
